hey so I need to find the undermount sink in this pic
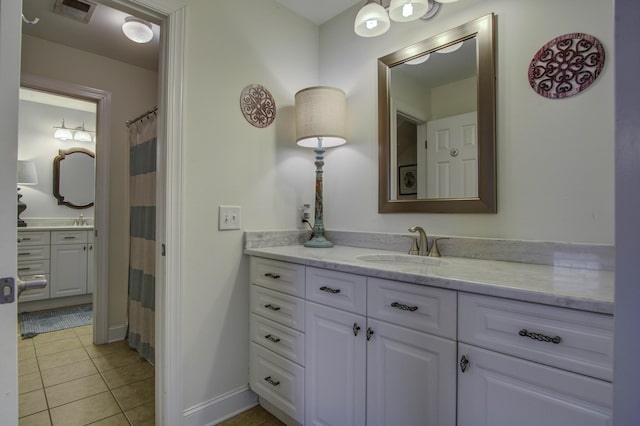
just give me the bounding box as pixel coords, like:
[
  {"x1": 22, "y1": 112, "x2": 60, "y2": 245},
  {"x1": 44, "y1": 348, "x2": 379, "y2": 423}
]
[{"x1": 355, "y1": 253, "x2": 445, "y2": 267}]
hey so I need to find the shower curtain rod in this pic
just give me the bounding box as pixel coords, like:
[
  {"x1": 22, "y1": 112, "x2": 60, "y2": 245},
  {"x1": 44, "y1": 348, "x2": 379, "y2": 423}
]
[{"x1": 126, "y1": 106, "x2": 158, "y2": 127}]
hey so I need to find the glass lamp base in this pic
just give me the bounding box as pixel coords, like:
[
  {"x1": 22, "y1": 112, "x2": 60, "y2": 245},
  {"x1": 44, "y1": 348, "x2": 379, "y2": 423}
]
[{"x1": 304, "y1": 234, "x2": 334, "y2": 248}]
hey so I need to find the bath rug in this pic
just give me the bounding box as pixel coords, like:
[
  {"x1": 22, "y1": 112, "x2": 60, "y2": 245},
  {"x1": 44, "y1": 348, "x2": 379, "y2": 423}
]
[{"x1": 19, "y1": 304, "x2": 92, "y2": 338}]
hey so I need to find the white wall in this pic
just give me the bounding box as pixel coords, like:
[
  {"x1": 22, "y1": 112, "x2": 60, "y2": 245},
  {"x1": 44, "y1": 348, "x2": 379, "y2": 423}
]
[
  {"x1": 319, "y1": 0, "x2": 614, "y2": 244},
  {"x1": 18, "y1": 100, "x2": 96, "y2": 219},
  {"x1": 21, "y1": 35, "x2": 158, "y2": 333}
]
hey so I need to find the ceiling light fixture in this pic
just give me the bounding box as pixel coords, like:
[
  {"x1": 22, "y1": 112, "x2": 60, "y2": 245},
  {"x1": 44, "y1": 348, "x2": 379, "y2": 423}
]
[
  {"x1": 354, "y1": 0, "x2": 453, "y2": 38},
  {"x1": 122, "y1": 16, "x2": 153, "y2": 43}
]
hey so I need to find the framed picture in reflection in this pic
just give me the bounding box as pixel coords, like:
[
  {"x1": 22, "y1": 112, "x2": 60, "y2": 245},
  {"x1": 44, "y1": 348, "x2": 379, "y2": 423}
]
[{"x1": 399, "y1": 164, "x2": 417, "y2": 195}]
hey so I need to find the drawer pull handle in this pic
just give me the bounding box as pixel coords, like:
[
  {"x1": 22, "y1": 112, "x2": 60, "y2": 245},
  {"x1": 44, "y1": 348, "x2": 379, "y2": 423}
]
[
  {"x1": 264, "y1": 303, "x2": 281, "y2": 311},
  {"x1": 391, "y1": 302, "x2": 418, "y2": 312},
  {"x1": 353, "y1": 323, "x2": 361, "y2": 336},
  {"x1": 460, "y1": 355, "x2": 470, "y2": 373},
  {"x1": 519, "y1": 329, "x2": 562, "y2": 344},
  {"x1": 18, "y1": 252, "x2": 31, "y2": 256},
  {"x1": 264, "y1": 273, "x2": 281, "y2": 279},
  {"x1": 366, "y1": 327, "x2": 374, "y2": 341},
  {"x1": 264, "y1": 334, "x2": 281, "y2": 343},
  {"x1": 319, "y1": 286, "x2": 340, "y2": 294},
  {"x1": 63, "y1": 236, "x2": 76, "y2": 240},
  {"x1": 18, "y1": 267, "x2": 31, "y2": 271},
  {"x1": 264, "y1": 376, "x2": 280, "y2": 386},
  {"x1": 18, "y1": 237, "x2": 31, "y2": 242}
]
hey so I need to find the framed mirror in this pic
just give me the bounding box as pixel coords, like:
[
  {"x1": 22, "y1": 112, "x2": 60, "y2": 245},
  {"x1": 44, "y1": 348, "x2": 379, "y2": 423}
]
[
  {"x1": 53, "y1": 147, "x2": 95, "y2": 209},
  {"x1": 378, "y1": 14, "x2": 496, "y2": 213}
]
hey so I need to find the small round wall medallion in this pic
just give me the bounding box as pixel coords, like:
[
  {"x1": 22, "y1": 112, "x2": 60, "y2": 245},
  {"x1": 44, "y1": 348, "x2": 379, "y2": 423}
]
[
  {"x1": 240, "y1": 84, "x2": 276, "y2": 128},
  {"x1": 528, "y1": 33, "x2": 605, "y2": 99}
]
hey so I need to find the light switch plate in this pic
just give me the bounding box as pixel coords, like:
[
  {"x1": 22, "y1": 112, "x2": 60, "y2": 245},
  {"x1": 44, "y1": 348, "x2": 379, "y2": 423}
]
[{"x1": 219, "y1": 205, "x2": 241, "y2": 230}]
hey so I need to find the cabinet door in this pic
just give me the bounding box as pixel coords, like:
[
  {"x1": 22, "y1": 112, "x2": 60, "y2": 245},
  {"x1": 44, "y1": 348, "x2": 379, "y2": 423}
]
[
  {"x1": 366, "y1": 319, "x2": 456, "y2": 426},
  {"x1": 305, "y1": 301, "x2": 366, "y2": 426},
  {"x1": 457, "y1": 343, "x2": 612, "y2": 426},
  {"x1": 50, "y1": 243, "x2": 88, "y2": 297}
]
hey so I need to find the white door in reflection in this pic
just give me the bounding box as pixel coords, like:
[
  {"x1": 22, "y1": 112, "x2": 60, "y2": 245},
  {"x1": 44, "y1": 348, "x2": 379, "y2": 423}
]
[{"x1": 426, "y1": 111, "x2": 478, "y2": 199}]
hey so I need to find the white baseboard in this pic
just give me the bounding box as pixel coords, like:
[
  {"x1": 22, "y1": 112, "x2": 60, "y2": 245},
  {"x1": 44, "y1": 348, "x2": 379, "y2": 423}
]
[
  {"x1": 107, "y1": 323, "x2": 127, "y2": 342},
  {"x1": 183, "y1": 386, "x2": 258, "y2": 426}
]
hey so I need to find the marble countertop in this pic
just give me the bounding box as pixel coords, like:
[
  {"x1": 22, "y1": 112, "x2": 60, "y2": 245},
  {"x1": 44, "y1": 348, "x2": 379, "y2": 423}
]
[
  {"x1": 245, "y1": 245, "x2": 614, "y2": 315},
  {"x1": 18, "y1": 225, "x2": 94, "y2": 231}
]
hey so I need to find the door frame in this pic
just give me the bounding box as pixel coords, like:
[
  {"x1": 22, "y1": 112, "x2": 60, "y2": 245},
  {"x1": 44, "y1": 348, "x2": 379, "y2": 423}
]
[{"x1": 20, "y1": 74, "x2": 112, "y2": 345}]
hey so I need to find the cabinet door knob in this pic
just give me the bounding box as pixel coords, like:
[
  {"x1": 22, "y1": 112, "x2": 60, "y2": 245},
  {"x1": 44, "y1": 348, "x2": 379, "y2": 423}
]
[
  {"x1": 459, "y1": 355, "x2": 470, "y2": 373},
  {"x1": 353, "y1": 323, "x2": 361, "y2": 336},
  {"x1": 366, "y1": 327, "x2": 374, "y2": 341}
]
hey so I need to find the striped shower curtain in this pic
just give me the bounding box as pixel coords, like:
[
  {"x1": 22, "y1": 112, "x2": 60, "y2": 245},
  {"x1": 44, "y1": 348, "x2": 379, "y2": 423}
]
[{"x1": 127, "y1": 113, "x2": 156, "y2": 364}]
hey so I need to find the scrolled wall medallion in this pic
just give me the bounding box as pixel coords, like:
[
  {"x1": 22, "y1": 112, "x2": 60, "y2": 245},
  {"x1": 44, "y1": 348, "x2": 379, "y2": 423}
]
[
  {"x1": 240, "y1": 84, "x2": 276, "y2": 128},
  {"x1": 528, "y1": 33, "x2": 605, "y2": 99}
]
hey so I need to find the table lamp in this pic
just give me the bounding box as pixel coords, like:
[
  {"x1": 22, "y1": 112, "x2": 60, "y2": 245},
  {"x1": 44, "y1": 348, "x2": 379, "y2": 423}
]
[{"x1": 295, "y1": 86, "x2": 347, "y2": 248}]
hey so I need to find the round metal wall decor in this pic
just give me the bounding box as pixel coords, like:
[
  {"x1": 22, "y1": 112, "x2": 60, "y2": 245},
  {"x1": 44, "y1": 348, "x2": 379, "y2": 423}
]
[
  {"x1": 240, "y1": 84, "x2": 276, "y2": 128},
  {"x1": 528, "y1": 33, "x2": 605, "y2": 99}
]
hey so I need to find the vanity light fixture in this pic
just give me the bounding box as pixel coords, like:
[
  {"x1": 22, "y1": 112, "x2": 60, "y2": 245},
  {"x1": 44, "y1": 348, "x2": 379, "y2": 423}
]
[
  {"x1": 122, "y1": 16, "x2": 153, "y2": 44},
  {"x1": 295, "y1": 86, "x2": 347, "y2": 248},
  {"x1": 53, "y1": 120, "x2": 96, "y2": 142},
  {"x1": 17, "y1": 160, "x2": 38, "y2": 227},
  {"x1": 354, "y1": 0, "x2": 454, "y2": 38}
]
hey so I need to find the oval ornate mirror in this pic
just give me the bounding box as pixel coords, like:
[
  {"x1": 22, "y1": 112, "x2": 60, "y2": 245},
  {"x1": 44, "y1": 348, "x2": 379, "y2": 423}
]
[
  {"x1": 378, "y1": 14, "x2": 496, "y2": 213},
  {"x1": 53, "y1": 148, "x2": 95, "y2": 209}
]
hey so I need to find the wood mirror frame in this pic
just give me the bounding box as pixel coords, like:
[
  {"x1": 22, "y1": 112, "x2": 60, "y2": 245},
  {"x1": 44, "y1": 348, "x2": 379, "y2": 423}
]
[
  {"x1": 378, "y1": 13, "x2": 496, "y2": 213},
  {"x1": 53, "y1": 147, "x2": 95, "y2": 209}
]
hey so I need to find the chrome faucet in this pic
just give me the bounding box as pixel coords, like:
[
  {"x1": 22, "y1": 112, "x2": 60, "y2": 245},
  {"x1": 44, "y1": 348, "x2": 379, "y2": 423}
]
[{"x1": 408, "y1": 226, "x2": 429, "y2": 256}]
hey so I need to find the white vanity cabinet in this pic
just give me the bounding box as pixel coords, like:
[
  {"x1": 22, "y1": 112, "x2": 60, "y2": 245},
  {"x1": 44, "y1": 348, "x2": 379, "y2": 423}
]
[
  {"x1": 250, "y1": 258, "x2": 306, "y2": 424},
  {"x1": 457, "y1": 293, "x2": 614, "y2": 426},
  {"x1": 17, "y1": 231, "x2": 51, "y2": 302},
  {"x1": 18, "y1": 229, "x2": 94, "y2": 301}
]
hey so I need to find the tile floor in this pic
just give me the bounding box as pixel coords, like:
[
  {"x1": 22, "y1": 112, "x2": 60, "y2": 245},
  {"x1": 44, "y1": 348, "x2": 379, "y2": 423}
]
[
  {"x1": 217, "y1": 405, "x2": 284, "y2": 426},
  {"x1": 18, "y1": 324, "x2": 155, "y2": 426}
]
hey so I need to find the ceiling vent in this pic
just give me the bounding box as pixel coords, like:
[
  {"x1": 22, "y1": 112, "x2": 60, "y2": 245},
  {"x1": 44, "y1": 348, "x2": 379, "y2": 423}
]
[{"x1": 53, "y1": 0, "x2": 97, "y2": 24}]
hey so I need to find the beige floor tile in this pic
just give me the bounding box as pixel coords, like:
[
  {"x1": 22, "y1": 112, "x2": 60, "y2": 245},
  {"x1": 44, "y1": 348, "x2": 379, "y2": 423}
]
[
  {"x1": 37, "y1": 347, "x2": 89, "y2": 370},
  {"x1": 92, "y1": 349, "x2": 145, "y2": 372},
  {"x1": 19, "y1": 389, "x2": 48, "y2": 418},
  {"x1": 19, "y1": 358, "x2": 39, "y2": 377},
  {"x1": 217, "y1": 405, "x2": 282, "y2": 426},
  {"x1": 74, "y1": 325, "x2": 93, "y2": 336},
  {"x1": 102, "y1": 361, "x2": 154, "y2": 389},
  {"x1": 88, "y1": 413, "x2": 130, "y2": 425},
  {"x1": 45, "y1": 374, "x2": 108, "y2": 408},
  {"x1": 19, "y1": 371, "x2": 43, "y2": 394},
  {"x1": 49, "y1": 392, "x2": 120, "y2": 426},
  {"x1": 19, "y1": 337, "x2": 35, "y2": 348},
  {"x1": 124, "y1": 401, "x2": 154, "y2": 426},
  {"x1": 112, "y1": 377, "x2": 154, "y2": 411},
  {"x1": 18, "y1": 410, "x2": 51, "y2": 426},
  {"x1": 35, "y1": 336, "x2": 83, "y2": 356},
  {"x1": 79, "y1": 334, "x2": 94, "y2": 346},
  {"x1": 40, "y1": 359, "x2": 99, "y2": 388},
  {"x1": 19, "y1": 344, "x2": 37, "y2": 360},
  {"x1": 33, "y1": 329, "x2": 77, "y2": 344},
  {"x1": 84, "y1": 340, "x2": 133, "y2": 358}
]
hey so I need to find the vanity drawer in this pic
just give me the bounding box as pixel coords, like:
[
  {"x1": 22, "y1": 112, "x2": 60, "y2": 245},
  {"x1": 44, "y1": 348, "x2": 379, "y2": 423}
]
[
  {"x1": 251, "y1": 314, "x2": 305, "y2": 366},
  {"x1": 458, "y1": 293, "x2": 614, "y2": 381},
  {"x1": 367, "y1": 278, "x2": 457, "y2": 340},
  {"x1": 17, "y1": 245, "x2": 49, "y2": 262},
  {"x1": 51, "y1": 230, "x2": 88, "y2": 244},
  {"x1": 17, "y1": 231, "x2": 50, "y2": 246},
  {"x1": 17, "y1": 260, "x2": 50, "y2": 277},
  {"x1": 250, "y1": 257, "x2": 305, "y2": 298},
  {"x1": 250, "y1": 342, "x2": 304, "y2": 423},
  {"x1": 251, "y1": 285, "x2": 305, "y2": 332},
  {"x1": 306, "y1": 267, "x2": 366, "y2": 315}
]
